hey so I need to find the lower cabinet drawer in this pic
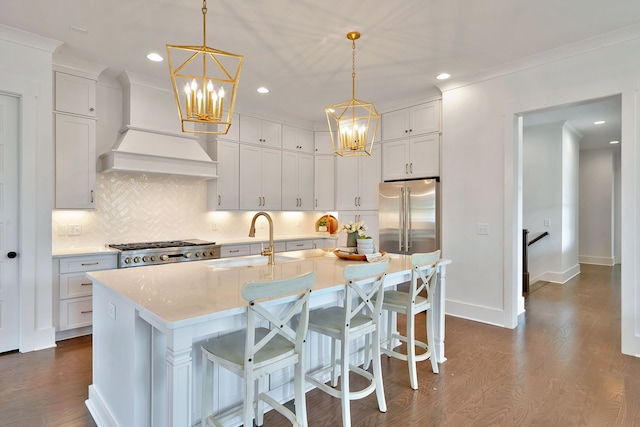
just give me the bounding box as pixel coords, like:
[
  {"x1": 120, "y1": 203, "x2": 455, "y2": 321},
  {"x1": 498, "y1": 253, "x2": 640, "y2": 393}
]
[
  {"x1": 59, "y1": 297, "x2": 93, "y2": 331},
  {"x1": 286, "y1": 240, "x2": 313, "y2": 251},
  {"x1": 59, "y1": 273, "x2": 93, "y2": 298},
  {"x1": 220, "y1": 244, "x2": 251, "y2": 258}
]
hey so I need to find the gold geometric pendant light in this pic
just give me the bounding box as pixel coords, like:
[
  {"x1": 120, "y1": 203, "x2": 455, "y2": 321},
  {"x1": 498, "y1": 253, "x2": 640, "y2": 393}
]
[
  {"x1": 325, "y1": 31, "x2": 380, "y2": 157},
  {"x1": 166, "y1": 0, "x2": 243, "y2": 135}
]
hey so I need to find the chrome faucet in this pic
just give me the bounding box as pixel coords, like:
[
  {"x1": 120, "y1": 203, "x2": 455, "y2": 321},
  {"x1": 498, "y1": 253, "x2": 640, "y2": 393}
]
[{"x1": 248, "y1": 211, "x2": 275, "y2": 266}]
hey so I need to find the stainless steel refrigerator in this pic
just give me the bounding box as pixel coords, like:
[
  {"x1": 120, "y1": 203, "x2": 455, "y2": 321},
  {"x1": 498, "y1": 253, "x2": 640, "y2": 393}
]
[{"x1": 378, "y1": 179, "x2": 439, "y2": 255}]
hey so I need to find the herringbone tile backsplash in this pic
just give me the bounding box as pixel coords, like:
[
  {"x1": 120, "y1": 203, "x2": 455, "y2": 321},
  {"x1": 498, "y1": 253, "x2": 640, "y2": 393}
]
[{"x1": 52, "y1": 172, "x2": 320, "y2": 250}]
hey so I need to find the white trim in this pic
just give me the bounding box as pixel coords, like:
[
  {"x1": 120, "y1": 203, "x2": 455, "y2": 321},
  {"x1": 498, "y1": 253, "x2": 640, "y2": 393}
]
[
  {"x1": 531, "y1": 264, "x2": 581, "y2": 285},
  {"x1": 579, "y1": 255, "x2": 615, "y2": 266}
]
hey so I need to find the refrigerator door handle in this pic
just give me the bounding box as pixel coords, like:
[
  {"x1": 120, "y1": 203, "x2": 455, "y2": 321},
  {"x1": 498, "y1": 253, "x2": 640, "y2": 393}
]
[
  {"x1": 399, "y1": 187, "x2": 405, "y2": 251},
  {"x1": 407, "y1": 188, "x2": 412, "y2": 251}
]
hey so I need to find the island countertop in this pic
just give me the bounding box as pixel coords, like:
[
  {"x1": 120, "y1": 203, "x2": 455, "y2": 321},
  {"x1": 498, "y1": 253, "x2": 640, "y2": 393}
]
[{"x1": 86, "y1": 249, "x2": 447, "y2": 328}]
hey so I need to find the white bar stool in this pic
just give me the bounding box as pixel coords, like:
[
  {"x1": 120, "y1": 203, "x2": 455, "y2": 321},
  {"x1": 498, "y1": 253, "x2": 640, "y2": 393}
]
[
  {"x1": 201, "y1": 271, "x2": 315, "y2": 427},
  {"x1": 379, "y1": 250, "x2": 441, "y2": 389},
  {"x1": 305, "y1": 260, "x2": 389, "y2": 427}
]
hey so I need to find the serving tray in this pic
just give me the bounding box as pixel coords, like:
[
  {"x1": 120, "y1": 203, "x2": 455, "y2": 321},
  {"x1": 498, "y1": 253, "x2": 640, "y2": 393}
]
[{"x1": 333, "y1": 249, "x2": 386, "y2": 261}]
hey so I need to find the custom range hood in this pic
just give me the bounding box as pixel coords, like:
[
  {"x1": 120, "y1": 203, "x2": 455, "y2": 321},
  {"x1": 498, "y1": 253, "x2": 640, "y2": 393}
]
[{"x1": 99, "y1": 72, "x2": 218, "y2": 179}]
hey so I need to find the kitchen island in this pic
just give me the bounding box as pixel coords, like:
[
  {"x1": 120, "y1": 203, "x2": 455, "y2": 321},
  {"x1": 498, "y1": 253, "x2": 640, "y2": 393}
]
[{"x1": 85, "y1": 249, "x2": 450, "y2": 427}]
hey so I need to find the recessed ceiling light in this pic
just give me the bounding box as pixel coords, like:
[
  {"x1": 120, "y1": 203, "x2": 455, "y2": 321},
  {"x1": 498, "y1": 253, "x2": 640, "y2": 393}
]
[
  {"x1": 146, "y1": 53, "x2": 163, "y2": 62},
  {"x1": 594, "y1": 120, "x2": 605, "y2": 125},
  {"x1": 257, "y1": 87, "x2": 269, "y2": 94},
  {"x1": 436, "y1": 73, "x2": 451, "y2": 80},
  {"x1": 610, "y1": 140, "x2": 620, "y2": 144}
]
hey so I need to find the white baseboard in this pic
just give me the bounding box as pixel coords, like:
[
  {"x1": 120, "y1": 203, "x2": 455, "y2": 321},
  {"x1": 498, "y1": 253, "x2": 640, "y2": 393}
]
[
  {"x1": 531, "y1": 263, "x2": 581, "y2": 284},
  {"x1": 445, "y1": 299, "x2": 507, "y2": 327},
  {"x1": 579, "y1": 255, "x2": 615, "y2": 266}
]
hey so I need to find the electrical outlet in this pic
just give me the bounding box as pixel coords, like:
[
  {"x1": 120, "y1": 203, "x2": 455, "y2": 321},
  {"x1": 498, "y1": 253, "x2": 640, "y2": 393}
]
[
  {"x1": 68, "y1": 224, "x2": 82, "y2": 236},
  {"x1": 477, "y1": 223, "x2": 489, "y2": 235},
  {"x1": 211, "y1": 222, "x2": 218, "y2": 231},
  {"x1": 544, "y1": 219, "x2": 550, "y2": 227},
  {"x1": 58, "y1": 224, "x2": 68, "y2": 236}
]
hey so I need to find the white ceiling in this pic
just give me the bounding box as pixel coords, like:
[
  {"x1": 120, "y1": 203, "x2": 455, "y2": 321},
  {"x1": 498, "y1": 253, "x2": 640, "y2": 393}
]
[{"x1": 2, "y1": 0, "x2": 638, "y2": 141}]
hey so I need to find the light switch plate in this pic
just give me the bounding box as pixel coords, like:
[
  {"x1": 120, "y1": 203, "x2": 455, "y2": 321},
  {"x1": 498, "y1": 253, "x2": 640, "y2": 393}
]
[
  {"x1": 477, "y1": 223, "x2": 489, "y2": 235},
  {"x1": 544, "y1": 219, "x2": 550, "y2": 227}
]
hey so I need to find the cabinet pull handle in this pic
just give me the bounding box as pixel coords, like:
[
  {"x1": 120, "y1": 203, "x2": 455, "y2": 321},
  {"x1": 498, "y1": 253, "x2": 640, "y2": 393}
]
[
  {"x1": 81, "y1": 262, "x2": 99, "y2": 266},
  {"x1": 296, "y1": 243, "x2": 304, "y2": 247},
  {"x1": 410, "y1": 163, "x2": 413, "y2": 173},
  {"x1": 81, "y1": 282, "x2": 92, "y2": 286},
  {"x1": 258, "y1": 196, "x2": 262, "y2": 206},
  {"x1": 218, "y1": 195, "x2": 221, "y2": 206},
  {"x1": 406, "y1": 163, "x2": 409, "y2": 174},
  {"x1": 357, "y1": 197, "x2": 361, "y2": 206},
  {"x1": 315, "y1": 198, "x2": 318, "y2": 207},
  {"x1": 91, "y1": 189, "x2": 94, "y2": 203},
  {"x1": 230, "y1": 249, "x2": 240, "y2": 253},
  {"x1": 81, "y1": 310, "x2": 93, "y2": 314},
  {"x1": 354, "y1": 197, "x2": 357, "y2": 207}
]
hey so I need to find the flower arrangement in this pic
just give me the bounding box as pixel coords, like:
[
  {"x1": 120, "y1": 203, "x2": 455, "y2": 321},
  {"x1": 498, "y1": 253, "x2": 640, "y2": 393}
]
[{"x1": 341, "y1": 221, "x2": 367, "y2": 237}]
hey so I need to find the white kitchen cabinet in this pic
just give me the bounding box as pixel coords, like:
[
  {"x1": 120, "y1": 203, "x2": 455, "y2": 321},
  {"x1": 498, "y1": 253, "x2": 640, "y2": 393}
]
[
  {"x1": 54, "y1": 72, "x2": 97, "y2": 117},
  {"x1": 314, "y1": 155, "x2": 335, "y2": 211},
  {"x1": 314, "y1": 131, "x2": 334, "y2": 155},
  {"x1": 283, "y1": 125, "x2": 314, "y2": 153},
  {"x1": 335, "y1": 143, "x2": 381, "y2": 211},
  {"x1": 239, "y1": 144, "x2": 282, "y2": 210},
  {"x1": 55, "y1": 114, "x2": 97, "y2": 209},
  {"x1": 382, "y1": 133, "x2": 440, "y2": 181},
  {"x1": 207, "y1": 139, "x2": 240, "y2": 210},
  {"x1": 54, "y1": 253, "x2": 117, "y2": 339},
  {"x1": 240, "y1": 115, "x2": 282, "y2": 148},
  {"x1": 282, "y1": 151, "x2": 314, "y2": 210},
  {"x1": 382, "y1": 101, "x2": 440, "y2": 141}
]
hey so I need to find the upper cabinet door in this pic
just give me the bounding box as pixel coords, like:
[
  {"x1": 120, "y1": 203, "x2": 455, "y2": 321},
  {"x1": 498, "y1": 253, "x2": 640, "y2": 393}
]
[
  {"x1": 282, "y1": 126, "x2": 314, "y2": 153},
  {"x1": 239, "y1": 116, "x2": 282, "y2": 148},
  {"x1": 55, "y1": 114, "x2": 96, "y2": 209},
  {"x1": 410, "y1": 101, "x2": 441, "y2": 135},
  {"x1": 381, "y1": 100, "x2": 441, "y2": 141},
  {"x1": 55, "y1": 72, "x2": 97, "y2": 117}
]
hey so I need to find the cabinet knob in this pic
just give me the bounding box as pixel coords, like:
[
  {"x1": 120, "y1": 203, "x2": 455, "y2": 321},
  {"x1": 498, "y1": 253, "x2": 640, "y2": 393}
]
[
  {"x1": 89, "y1": 107, "x2": 95, "y2": 112},
  {"x1": 7, "y1": 251, "x2": 17, "y2": 259}
]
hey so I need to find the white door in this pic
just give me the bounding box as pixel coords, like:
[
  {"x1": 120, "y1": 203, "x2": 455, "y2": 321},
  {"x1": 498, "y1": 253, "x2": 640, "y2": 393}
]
[{"x1": 0, "y1": 93, "x2": 20, "y2": 353}]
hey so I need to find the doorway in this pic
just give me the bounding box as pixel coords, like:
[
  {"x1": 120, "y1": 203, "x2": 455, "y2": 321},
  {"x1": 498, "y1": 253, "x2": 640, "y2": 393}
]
[
  {"x1": 0, "y1": 93, "x2": 20, "y2": 352},
  {"x1": 518, "y1": 95, "x2": 621, "y2": 294}
]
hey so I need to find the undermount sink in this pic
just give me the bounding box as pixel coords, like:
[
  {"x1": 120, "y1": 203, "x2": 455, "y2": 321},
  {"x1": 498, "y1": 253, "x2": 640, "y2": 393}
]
[{"x1": 204, "y1": 254, "x2": 298, "y2": 269}]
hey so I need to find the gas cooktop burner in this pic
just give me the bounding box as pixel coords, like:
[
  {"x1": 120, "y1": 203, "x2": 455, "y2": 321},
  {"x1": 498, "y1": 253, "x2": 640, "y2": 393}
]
[
  {"x1": 108, "y1": 240, "x2": 215, "y2": 251},
  {"x1": 108, "y1": 239, "x2": 220, "y2": 268}
]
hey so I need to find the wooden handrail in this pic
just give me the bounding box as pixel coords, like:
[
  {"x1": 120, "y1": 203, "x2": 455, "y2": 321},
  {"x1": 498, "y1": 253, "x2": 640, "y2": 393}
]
[{"x1": 528, "y1": 231, "x2": 549, "y2": 247}]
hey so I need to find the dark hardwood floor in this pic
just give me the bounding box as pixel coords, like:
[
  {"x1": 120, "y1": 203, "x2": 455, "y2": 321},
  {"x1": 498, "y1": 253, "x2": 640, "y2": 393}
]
[{"x1": 3, "y1": 264, "x2": 640, "y2": 426}]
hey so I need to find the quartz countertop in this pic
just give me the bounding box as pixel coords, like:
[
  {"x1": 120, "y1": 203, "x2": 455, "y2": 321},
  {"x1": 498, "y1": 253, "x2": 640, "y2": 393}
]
[{"x1": 86, "y1": 249, "x2": 438, "y2": 329}]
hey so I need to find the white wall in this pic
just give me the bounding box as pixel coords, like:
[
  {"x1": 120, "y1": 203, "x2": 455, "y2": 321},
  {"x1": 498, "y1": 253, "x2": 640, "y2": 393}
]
[
  {"x1": 561, "y1": 124, "x2": 580, "y2": 277},
  {"x1": 579, "y1": 148, "x2": 615, "y2": 265},
  {"x1": 0, "y1": 26, "x2": 60, "y2": 351},
  {"x1": 523, "y1": 123, "x2": 563, "y2": 282},
  {"x1": 439, "y1": 29, "x2": 640, "y2": 356}
]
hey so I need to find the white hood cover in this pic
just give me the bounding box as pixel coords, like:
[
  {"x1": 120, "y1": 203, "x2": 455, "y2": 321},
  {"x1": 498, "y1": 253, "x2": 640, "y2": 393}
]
[{"x1": 99, "y1": 72, "x2": 218, "y2": 179}]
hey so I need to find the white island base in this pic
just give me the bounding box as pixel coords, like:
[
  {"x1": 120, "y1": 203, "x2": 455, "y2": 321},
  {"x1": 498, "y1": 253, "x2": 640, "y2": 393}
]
[{"x1": 85, "y1": 250, "x2": 449, "y2": 427}]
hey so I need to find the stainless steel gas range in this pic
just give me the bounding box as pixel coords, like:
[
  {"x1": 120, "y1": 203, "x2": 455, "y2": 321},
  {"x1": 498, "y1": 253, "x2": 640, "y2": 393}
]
[{"x1": 108, "y1": 239, "x2": 220, "y2": 268}]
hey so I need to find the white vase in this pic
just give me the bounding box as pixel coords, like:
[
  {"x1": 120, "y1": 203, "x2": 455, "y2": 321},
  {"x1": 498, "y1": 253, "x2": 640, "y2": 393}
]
[{"x1": 356, "y1": 239, "x2": 374, "y2": 254}]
